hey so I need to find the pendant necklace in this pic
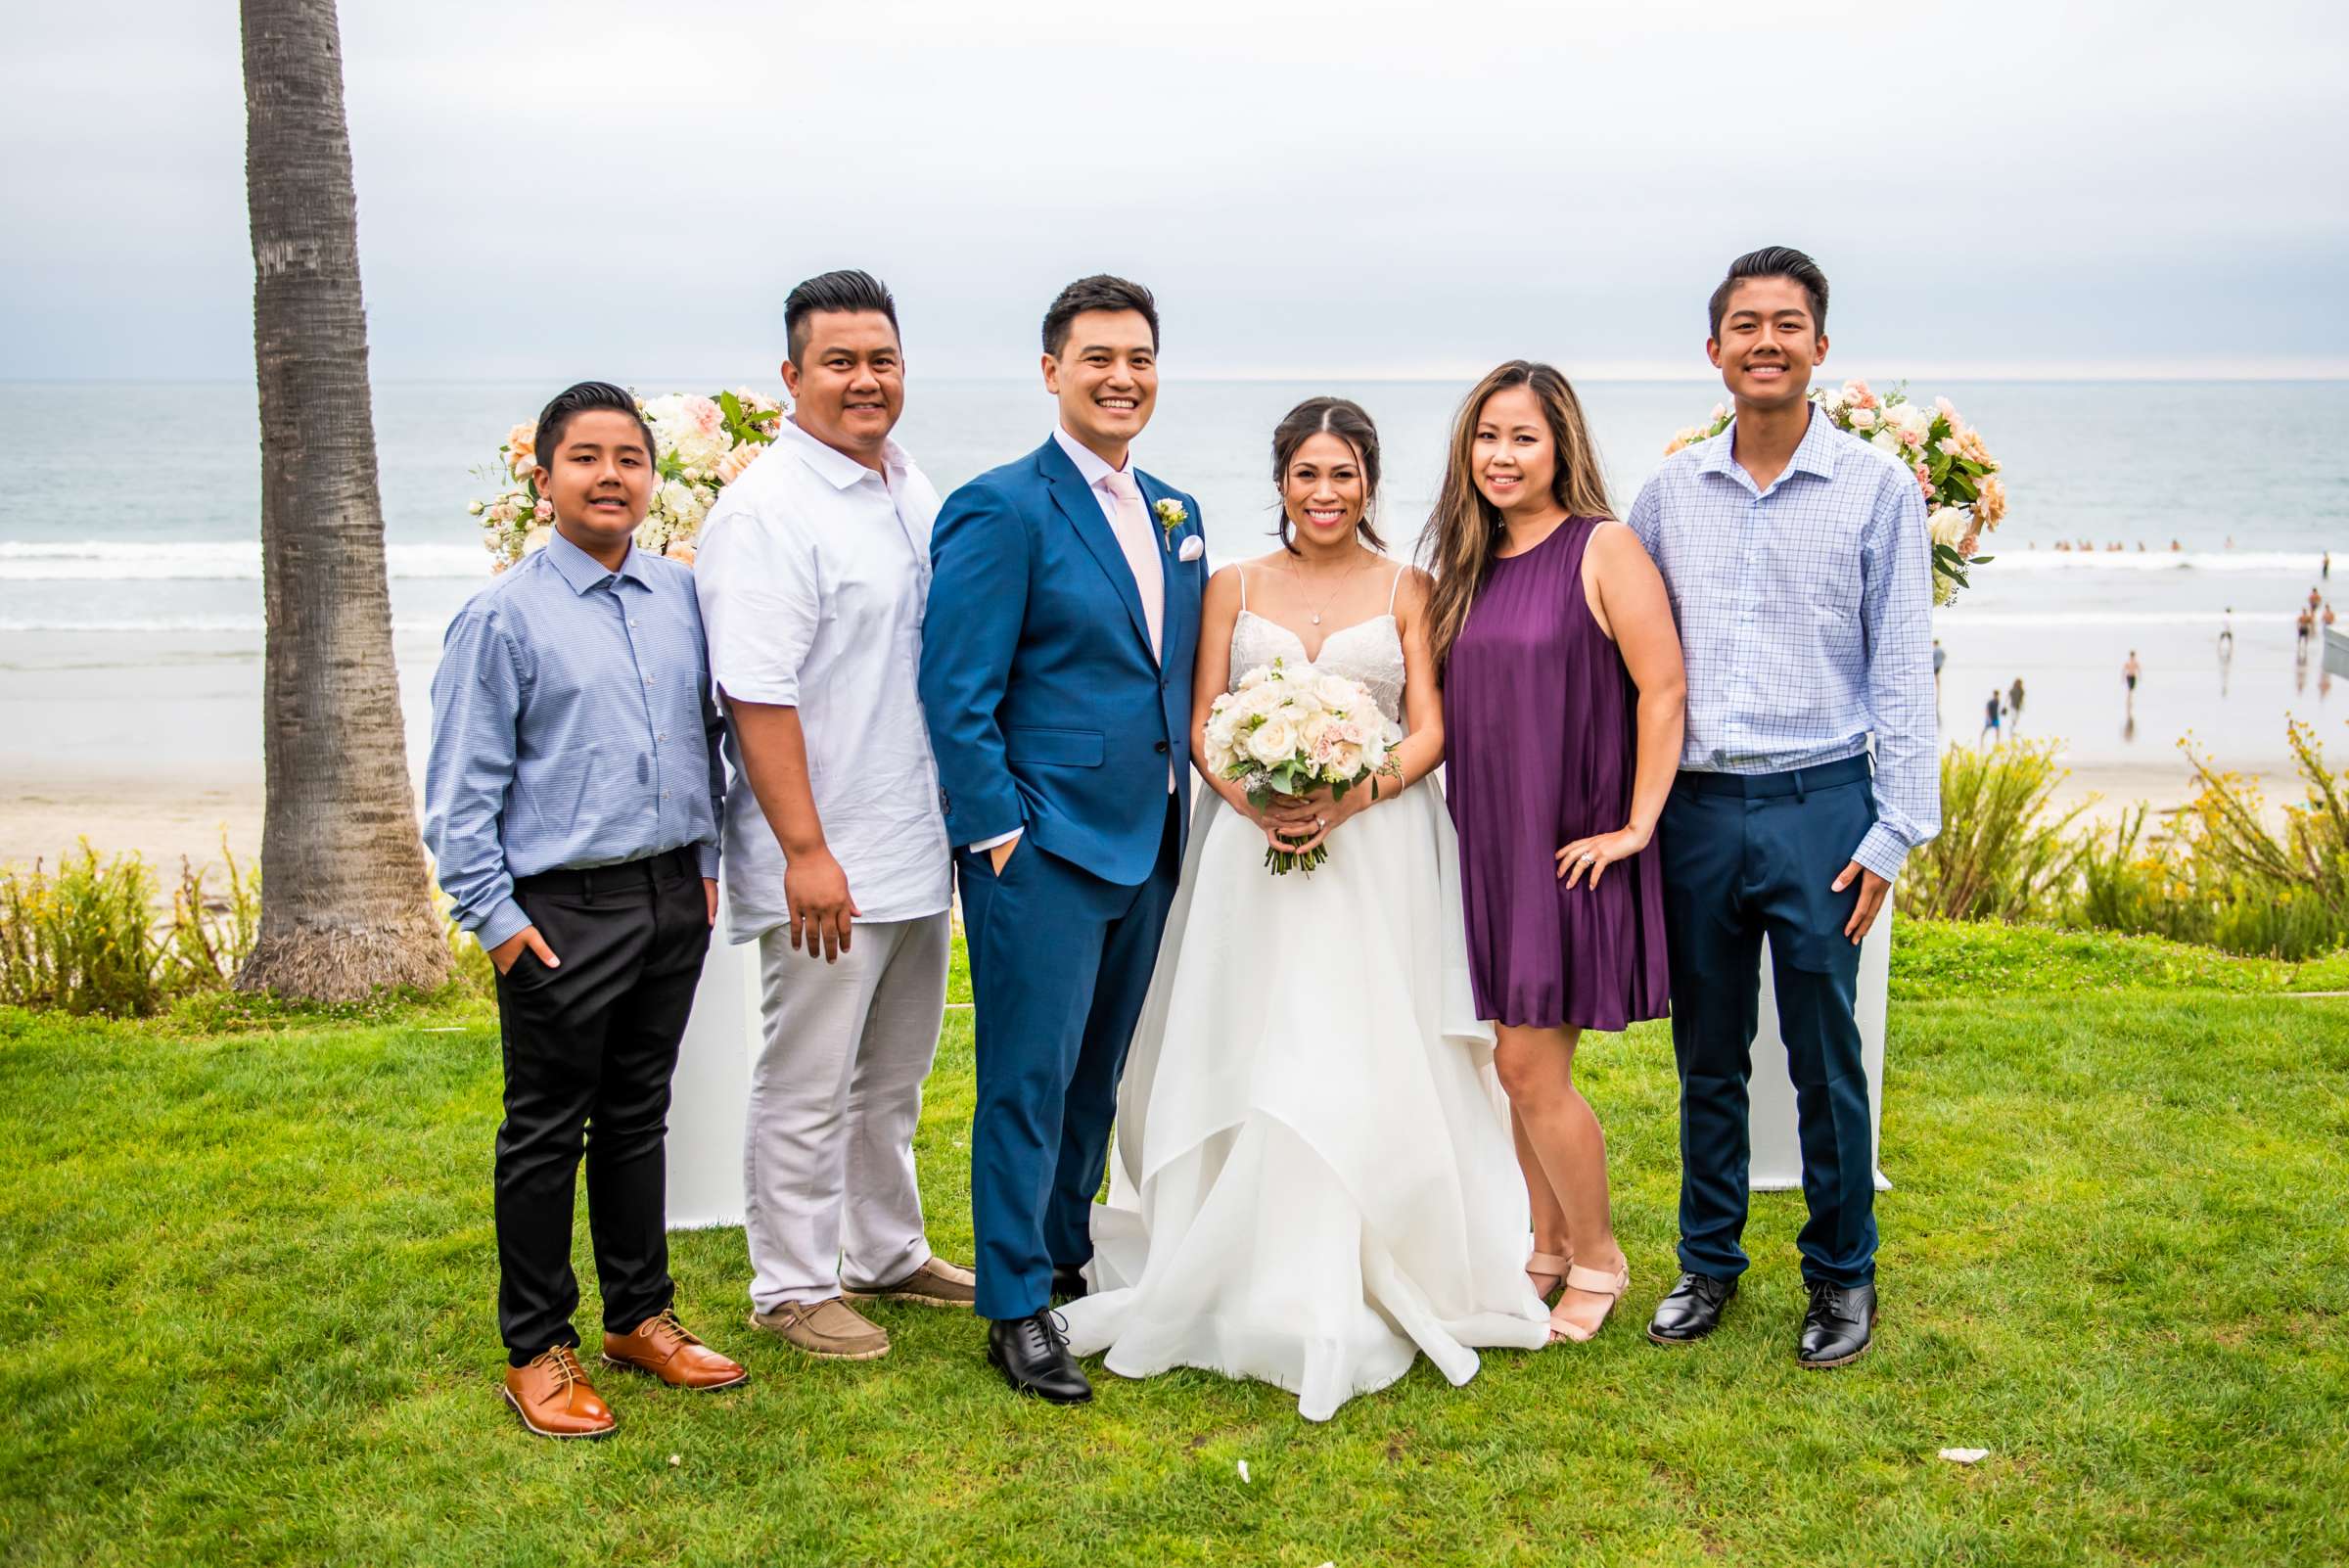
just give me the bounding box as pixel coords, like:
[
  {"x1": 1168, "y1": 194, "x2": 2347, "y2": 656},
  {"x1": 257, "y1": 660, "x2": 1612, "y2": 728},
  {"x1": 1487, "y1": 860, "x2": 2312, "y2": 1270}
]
[{"x1": 1290, "y1": 551, "x2": 1363, "y2": 626}]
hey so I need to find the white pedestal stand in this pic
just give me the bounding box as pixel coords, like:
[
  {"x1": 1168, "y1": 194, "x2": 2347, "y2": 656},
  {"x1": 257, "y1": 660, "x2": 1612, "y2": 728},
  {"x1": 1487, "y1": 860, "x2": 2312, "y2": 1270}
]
[
  {"x1": 665, "y1": 929, "x2": 758, "y2": 1229},
  {"x1": 1746, "y1": 906, "x2": 1893, "y2": 1193}
]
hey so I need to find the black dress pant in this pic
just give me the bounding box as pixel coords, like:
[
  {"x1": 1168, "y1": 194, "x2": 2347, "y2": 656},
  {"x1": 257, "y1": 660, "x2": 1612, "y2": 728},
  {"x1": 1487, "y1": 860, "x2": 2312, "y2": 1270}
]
[{"x1": 491, "y1": 847, "x2": 711, "y2": 1362}]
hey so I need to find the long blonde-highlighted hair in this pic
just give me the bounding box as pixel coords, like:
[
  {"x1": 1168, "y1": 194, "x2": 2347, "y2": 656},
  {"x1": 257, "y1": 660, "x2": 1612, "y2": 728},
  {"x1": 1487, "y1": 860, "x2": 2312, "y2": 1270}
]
[{"x1": 1418, "y1": 360, "x2": 1613, "y2": 670}]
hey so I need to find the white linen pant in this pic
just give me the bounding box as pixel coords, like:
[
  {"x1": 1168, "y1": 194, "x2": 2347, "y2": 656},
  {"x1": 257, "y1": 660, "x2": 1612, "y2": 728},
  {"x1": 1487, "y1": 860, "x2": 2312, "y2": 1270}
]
[{"x1": 745, "y1": 912, "x2": 950, "y2": 1311}]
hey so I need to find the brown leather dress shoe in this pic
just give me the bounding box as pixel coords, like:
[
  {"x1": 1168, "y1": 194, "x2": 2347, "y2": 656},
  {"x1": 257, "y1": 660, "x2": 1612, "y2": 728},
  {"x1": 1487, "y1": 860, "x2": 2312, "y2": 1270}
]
[
  {"x1": 602, "y1": 1307, "x2": 751, "y2": 1390},
  {"x1": 503, "y1": 1347, "x2": 617, "y2": 1439}
]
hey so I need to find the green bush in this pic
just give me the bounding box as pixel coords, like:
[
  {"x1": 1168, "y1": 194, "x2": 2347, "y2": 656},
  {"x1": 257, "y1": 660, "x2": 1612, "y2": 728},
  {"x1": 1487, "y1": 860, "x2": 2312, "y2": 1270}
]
[
  {"x1": 1898, "y1": 739, "x2": 2087, "y2": 922},
  {"x1": 0, "y1": 841, "x2": 261, "y2": 1016}
]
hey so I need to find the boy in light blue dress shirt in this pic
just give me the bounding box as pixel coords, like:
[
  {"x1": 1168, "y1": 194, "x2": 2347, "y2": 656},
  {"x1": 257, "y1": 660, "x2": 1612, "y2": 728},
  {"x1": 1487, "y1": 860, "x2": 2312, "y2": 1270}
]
[
  {"x1": 425, "y1": 381, "x2": 747, "y2": 1438},
  {"x1": 1628, "y1": 249, "x2": 1939, "y2": 1369}
]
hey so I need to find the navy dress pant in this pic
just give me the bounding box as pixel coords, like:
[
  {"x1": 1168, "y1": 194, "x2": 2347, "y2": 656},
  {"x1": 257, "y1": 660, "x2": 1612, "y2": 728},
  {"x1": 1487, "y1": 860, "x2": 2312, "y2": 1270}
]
[
  {"x1": 1656, "y1": 758, "x2": 1878, "y2": 1290},
  {"x1": 957, "y1": 798, "x2": 1182, "y2": 1321}
]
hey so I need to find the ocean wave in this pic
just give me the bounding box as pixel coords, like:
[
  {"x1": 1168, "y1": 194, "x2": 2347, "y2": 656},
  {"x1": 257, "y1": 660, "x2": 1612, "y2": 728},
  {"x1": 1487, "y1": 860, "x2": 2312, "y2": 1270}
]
[
  {"x1": 1994, "y1": 550, "x2": 2326, "y2": 574},
  {"x1": 0, "y1": 617, "x2": 446, "y2": 634},
  {"x1": 1937, "y1": 610, "x2": 2297, "y2": 626},
  {"x1": 0, "y1": 539, "x2": 490, "y2": 581}
]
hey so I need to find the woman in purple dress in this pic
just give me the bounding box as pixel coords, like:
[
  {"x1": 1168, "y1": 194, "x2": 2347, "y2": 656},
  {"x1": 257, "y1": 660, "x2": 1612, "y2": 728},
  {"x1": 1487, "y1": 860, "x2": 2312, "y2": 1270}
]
[{"x1": 1424, "y1": 361, "x2": 1685, "y2": 1345}]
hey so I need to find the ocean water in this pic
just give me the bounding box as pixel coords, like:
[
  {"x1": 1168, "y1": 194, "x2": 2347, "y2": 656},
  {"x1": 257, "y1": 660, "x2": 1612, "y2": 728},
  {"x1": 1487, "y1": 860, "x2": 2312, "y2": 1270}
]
[{"x1": 5, "y1": 378, "x2": 2348, "y2": 774}]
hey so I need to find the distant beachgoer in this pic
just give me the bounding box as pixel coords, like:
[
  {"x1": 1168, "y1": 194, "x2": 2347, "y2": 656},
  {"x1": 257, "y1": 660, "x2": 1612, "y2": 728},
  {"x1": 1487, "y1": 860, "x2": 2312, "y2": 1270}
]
[
  {"x1": 2326, "y1": 602, "x2": 2337, "y2": 631},
  {"x1": 2008, "y1": 677, "x2": 2025, "y2": 726},
  {"x1": 2219, "y1": 608, "x2": 2234, "y2": 658},
  {"x1": 2123, "y1": 652, "x2": 2141, "y2": 710},
  {"x1": 2297, "y1": 609, "x2": 2314, "y2": 659},
  {"x1": 2310, "y1": 586, "x2": 2323, "y2": 614},
  {"x1": 2171, "y1": 539, "x2": 2183, "y2": 552},
  {"x1": 1981, "y1": 691, "x2": 2003, "y2": 743},
  {"x1": 1932, "y1": 638, "x2": 1946, "y2": 699},
  {"x1": 2326, "y1": 551, "x2": 2333, "y2": 580}
]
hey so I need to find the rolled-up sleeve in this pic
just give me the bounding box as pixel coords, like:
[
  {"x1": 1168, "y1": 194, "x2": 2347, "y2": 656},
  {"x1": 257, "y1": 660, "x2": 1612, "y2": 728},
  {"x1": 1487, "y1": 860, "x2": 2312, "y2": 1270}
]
[
  {"x1": 423, "y1": 607, "x2": 530, "y2": 949},
  {"x1": 696, "y1": 503, "x2": 820, "y2": 709},
  {"x1": 1854, "y1": 470, "x2": 1941, "y2": 880}
]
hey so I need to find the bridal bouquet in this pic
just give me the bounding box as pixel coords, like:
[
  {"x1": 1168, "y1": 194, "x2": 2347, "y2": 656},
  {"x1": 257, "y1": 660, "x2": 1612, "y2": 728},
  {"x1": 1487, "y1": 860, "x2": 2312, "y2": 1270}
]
[
  {"x1": 1665, "y1": 381, "x2": 2006, "y2": 606},
  {"x1": 1202, "y1": 659, "x2": 1402, "y2": 875},
  {"x1": 468, "y1": 388, "x2": 786, "y2": 572}
]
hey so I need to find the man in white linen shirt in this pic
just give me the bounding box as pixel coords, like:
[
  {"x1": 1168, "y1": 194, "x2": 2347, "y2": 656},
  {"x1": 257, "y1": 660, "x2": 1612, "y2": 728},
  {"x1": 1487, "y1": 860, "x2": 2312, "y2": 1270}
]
[{"x1": 693, "y1": 270, "x2": 973, "y2": 1363}]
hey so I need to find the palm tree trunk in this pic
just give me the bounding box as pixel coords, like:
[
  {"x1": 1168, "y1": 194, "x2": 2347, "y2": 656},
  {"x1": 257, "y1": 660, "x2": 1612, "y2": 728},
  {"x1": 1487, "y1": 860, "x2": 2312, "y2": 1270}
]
[{"x1": 236, "y1": 0, "x2": 447, "y2": 998}]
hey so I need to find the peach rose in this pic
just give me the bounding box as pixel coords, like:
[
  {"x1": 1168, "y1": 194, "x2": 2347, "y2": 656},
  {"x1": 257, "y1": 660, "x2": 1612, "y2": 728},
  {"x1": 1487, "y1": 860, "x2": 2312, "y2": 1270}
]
[
  {"x1": 717, "y1": 442, "x2": 766, "y2": 485},
  {"x1": 506, "y1": 422, "x2": 537, "y2": 477}
]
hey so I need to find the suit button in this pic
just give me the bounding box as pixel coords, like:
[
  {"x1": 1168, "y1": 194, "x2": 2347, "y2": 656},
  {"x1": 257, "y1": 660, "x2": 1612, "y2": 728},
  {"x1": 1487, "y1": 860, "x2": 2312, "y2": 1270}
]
[{"x1": 1154, "y1": 740, "x2": 1170, "y2": 754}]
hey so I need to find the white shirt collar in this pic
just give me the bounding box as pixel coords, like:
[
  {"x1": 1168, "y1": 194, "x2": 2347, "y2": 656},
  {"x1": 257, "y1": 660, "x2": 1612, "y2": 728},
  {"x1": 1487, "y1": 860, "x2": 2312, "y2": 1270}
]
[
  {"x1": 1052, "y1": 425, "x2": 1131, "y2": 490},
  {"x1": 778, "y1": 414, "x2": 906, "y2": 491}
]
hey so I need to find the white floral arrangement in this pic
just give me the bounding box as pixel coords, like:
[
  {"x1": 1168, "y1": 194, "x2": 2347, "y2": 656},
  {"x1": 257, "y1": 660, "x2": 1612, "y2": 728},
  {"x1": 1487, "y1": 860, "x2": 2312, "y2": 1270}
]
[
  {"x1": 1666, "y1": 380, "x2": 2006, "y2": 606},
  {"x1": 1202, "y1": 659, "x2": 1403, "y2": 875},
  {"x1": 468, "y1": 388, "x2": 785, "y2": 572}
]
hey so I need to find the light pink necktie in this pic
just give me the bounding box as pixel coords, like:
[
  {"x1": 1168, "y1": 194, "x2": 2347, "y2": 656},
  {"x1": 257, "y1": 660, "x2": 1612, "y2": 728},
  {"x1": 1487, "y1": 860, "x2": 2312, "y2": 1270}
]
[{"x1": 1100, "y1": 468, "x2": 1165, "y2": 662}]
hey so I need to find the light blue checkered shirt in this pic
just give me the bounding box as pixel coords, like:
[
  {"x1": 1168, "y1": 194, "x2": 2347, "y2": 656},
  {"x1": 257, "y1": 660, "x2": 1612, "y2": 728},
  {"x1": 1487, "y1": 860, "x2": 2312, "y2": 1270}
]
[
  {"x1": 424, "y1": 530, "x2": 724, "y2": 949},
  {"x1": 1628, "y1": 404, "x2": 1940, "y2": 881}
]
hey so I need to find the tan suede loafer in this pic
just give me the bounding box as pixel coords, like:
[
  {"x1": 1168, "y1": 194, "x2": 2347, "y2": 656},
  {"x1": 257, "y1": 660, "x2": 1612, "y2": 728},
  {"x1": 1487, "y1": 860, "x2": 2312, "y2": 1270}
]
[
  {"x1": 842, "y1": 1256, "x2": 977, "y2": 1310},
  {"x1": 750, "y1": 1296, "x2": 891, "y2": 1360},
  {"x1": 602, "y1": 1307, "x2": 750, "y2": 1390},
  {"x1": 503, "y1": 1346, "x2": 617, "y2": 1439}
]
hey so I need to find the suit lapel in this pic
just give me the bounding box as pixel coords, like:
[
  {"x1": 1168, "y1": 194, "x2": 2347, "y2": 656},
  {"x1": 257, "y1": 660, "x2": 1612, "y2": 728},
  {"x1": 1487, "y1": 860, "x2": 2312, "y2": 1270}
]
[{"x1": 1037, "y1": 440, "x2": 1157, "y2": 665}]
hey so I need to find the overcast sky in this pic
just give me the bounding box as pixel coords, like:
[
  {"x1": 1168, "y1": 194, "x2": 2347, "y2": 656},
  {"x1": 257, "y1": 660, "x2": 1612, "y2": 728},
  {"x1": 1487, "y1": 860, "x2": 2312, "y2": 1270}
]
[{"x1": 4, "y1": 1, "x2": 2345, "y2": 383}]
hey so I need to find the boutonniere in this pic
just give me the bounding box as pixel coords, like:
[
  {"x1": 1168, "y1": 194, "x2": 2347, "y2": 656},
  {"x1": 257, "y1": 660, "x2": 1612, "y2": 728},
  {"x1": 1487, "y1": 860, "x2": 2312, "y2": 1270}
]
[{"x1": 1154, "y1": 497, "x2": 1187, "y2": 553}]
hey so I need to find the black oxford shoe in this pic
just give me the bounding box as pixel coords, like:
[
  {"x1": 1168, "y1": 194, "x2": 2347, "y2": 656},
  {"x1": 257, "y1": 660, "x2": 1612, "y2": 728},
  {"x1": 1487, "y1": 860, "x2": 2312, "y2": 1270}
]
[
  {"x1": 1798, "y1": 1280, "x2": 1876, "y2": 1368},
  {"x1": 1050, "y1": 1265, "x2": 1088, "y2": 1303},
  {"x1": 987, "y1": 1310, "x2": 1092, "y2": 1405},
  {"x1": 1646, "y1": 1272, "x2": 1737, "y2": 1345}
]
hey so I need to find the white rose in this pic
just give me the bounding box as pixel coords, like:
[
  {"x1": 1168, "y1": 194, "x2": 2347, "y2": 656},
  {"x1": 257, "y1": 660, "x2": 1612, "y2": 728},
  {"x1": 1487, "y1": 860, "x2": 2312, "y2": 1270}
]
[
  {"x1": 1326, "y1": 741, "x2": 1364, "y2": 778},
  {"x1": 1870, "y1": 429, "x2": 1904, "y2": 458},
  {"x1": 1300, "y1": 711, "x2": 1335, "y2": 749},
  {"x1": 1283, "y1": 685, "x2": 1325, "y2": 715},
  {"x1": 1237, "y1": 664, "x2": 1272, "y2": 691},
  {"x1": 1313, "y1": 674, "x2": 1360, "y2": 712},
  {"x1": 1847, "y1": 407, "x2": 1878, "y2": 431},
  {"x1": 1928, "y1": 507, "x2": 1970, "y2": 549},
  {"x1": 1247, "y1": 717, "x2": 1297, "y2": 766}
]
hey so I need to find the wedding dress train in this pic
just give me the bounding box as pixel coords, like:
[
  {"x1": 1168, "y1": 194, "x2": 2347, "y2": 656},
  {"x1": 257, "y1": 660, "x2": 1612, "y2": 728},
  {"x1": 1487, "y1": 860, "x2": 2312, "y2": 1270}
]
[{"x1": 1057, "y1": 606, "x2": 1547, "y2": 1421}]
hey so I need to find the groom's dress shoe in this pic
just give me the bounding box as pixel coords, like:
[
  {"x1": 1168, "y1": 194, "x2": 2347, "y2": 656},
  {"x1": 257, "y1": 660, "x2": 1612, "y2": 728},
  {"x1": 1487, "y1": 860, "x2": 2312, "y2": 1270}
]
[
  {"x1": 1646, "y1": 1272, "x2": 1737, "y2": 1345},
  {"x1": 988, "y1": 1310, "x2": 1092, "y2": 1405},
  {"x1": 602, "y1": 1308, "x2": 749, "y2": 1390},
  {"x1": 503, "y1": 1347, "x2": 617, "y2": 1439},
  {"x1": 1050, "y1": 1265, "x2": 1088, "y2": 1303},
  {"x1": 1797, "y1": 1280, "x2": 1876, "y2": 1368}
]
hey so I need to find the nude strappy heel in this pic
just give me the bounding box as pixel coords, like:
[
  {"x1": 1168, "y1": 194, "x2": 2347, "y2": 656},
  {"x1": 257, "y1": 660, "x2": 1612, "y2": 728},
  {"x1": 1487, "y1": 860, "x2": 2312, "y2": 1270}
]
[
  {"x1": 1547, "y1": 1262, "x2": 1630, "y2": 1344},
  {"x1": 1526, "y1": 1250, "x2": 1571, "y2": 1304}
]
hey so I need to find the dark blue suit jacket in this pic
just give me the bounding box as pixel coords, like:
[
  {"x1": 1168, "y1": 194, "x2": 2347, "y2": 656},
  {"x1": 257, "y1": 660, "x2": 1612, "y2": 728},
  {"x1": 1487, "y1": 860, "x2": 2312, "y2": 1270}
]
[{"x1": 920, "y1": 438, "x2": 1205, "y2": 888}]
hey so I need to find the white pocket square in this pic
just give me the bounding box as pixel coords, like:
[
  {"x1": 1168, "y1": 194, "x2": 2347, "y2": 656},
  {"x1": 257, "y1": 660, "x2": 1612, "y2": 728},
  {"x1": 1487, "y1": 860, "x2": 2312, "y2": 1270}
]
[{"x1": 1177, "y1": 534, "x2": 1206, "y2": 563}]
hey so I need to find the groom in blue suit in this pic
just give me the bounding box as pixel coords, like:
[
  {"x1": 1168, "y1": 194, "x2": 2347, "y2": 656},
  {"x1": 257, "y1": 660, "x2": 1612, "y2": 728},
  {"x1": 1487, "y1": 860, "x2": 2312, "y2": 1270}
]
[{"x1": 919, "y1": 275, "x2": 1206, "y2": 1402}]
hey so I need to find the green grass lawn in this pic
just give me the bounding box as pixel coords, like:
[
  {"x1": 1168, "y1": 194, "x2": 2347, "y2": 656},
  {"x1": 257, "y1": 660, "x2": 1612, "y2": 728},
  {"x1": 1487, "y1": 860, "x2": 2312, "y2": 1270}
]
[{"x1": 3, "y1": 923, "x2": 2346, "y2": 1566}]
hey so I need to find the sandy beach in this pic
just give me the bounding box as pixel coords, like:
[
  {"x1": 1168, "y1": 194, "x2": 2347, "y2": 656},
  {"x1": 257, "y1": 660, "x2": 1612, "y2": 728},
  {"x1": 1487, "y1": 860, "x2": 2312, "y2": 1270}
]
[{"x1": 0, "y1": 620, "x2": 2286, "y2": 876}]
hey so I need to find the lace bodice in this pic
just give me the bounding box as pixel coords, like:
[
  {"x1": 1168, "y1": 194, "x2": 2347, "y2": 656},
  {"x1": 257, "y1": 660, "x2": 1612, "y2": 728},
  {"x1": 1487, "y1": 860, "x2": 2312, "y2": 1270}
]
[{"x1": 1227, "y1": 611, "x2": 1406, "y2": 724}]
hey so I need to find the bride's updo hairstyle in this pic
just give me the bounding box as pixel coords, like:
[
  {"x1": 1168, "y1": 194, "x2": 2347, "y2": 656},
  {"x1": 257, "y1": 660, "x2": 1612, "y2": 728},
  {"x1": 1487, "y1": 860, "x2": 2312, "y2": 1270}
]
[
  {"x1": 1270, "y1": 396, "x2": 1387, "y2": 555},
  {"x1": 1419, "y1": 360, "x2": 1611, "y2": 670}
]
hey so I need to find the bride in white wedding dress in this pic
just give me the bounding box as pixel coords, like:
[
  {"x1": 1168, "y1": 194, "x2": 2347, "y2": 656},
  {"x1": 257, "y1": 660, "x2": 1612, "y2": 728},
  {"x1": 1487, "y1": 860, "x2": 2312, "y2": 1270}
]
[{"x1": 1057, "y1": 399, "x2": 1547, "y2": 1421}]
